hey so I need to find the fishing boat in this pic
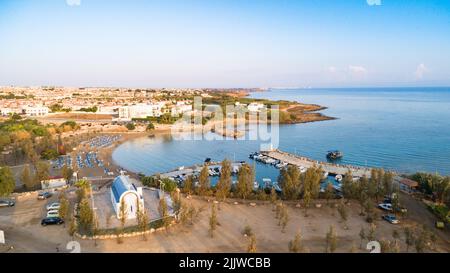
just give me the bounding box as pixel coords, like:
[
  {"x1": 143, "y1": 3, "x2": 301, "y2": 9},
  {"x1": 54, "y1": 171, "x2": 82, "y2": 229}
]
[{"x1": 327, "y1": 150, "x2": 343, "y2": 160}]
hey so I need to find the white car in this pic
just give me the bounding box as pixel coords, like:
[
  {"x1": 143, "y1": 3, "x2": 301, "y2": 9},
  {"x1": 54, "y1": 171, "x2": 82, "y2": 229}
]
[
  {"x1": 46, "y1": 210, "x2": 60, "y2": 218},
  {"x1": 378, "y1": 203, "x2": 393, "y2": 211},
  {"x1": 46, "y1": 202, "x2": 61, "y2": 211}
]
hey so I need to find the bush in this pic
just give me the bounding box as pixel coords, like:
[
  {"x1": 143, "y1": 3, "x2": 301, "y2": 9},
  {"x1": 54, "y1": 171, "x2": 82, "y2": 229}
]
[
  {"x1": 243, "y1": 225, "x2": 253, "y2": 237},
  {"x1": 428, "y1": 204, "x2": 449, "y2": 222},
  {"x1": 142, "y1": 176, "x2": 159, "y2": 188},
  {"x1": 41, "y1": 149, "x2": 59, "y2": 160},
  {"x1": 161, "y1": 178, "x2": 178, "y2": 193},
  {"x1": 126, "y1": 123, "x2": 136, "y2": 131}
]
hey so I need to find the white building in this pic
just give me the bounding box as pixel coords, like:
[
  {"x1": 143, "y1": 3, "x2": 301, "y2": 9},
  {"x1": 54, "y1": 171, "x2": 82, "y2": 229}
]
[
  {"x1": 41, "y1": 176, "x2": 67, "y2": 190},
  {"x1": 22, "y1": 105, "x2": 49, "y2": 116},
  {"x1": 247, "y1": 102, "x2": 265, "y2": 112},
  {"x1": 118, "y1": 103, "x2": 165, "y2": 121},
  {"x1": 98, "y1": 105, "x2": 119, "y2": 115},
  {"x1": 0, "y1": 108, "x2": 17, "y2": 116},
  {"x1": 110, "y1": 175, "x2": 145, "y2": 220},
  {"x1": 171, "y1": 101, "x2": 192, "y2": 116}
]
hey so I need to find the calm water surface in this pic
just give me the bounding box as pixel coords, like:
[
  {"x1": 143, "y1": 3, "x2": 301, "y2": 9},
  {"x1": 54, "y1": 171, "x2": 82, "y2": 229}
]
[{"x1": 113, "y1": 88, "x2": 450, "y2": 181}]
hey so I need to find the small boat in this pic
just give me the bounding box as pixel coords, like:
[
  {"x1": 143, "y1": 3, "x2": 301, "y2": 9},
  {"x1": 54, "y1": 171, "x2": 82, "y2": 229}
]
[
  {"x1": 253, "y1": 181, "x2": 260, "y2": 191},
  {"x1": 272, "y1": 182, "x2": 282, "y2": 193},
  {"x1": 327, "y1": 150, "x2": 343, "y2": 160},
  {"x1": 335, "y1": 174, "x2": 343, "y2": 182},
  {"x1": 262, "y1": 178, "x2": 272, "y2": 189}
]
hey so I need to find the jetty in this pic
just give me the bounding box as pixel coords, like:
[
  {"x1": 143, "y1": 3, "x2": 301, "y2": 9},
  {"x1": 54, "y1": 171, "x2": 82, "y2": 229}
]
[{"x1": 261, "y1": 150, "x2": 372, "y2": 178}]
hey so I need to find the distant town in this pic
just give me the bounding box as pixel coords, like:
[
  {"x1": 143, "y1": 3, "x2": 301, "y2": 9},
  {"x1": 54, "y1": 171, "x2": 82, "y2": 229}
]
[{"x1": 0, "y1": 86, "x2": 263, "y2": 120}]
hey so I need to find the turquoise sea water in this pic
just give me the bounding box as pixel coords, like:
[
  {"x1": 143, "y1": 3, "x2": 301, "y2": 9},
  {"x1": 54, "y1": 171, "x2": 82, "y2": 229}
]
[{"x1": 112, "y1": 88, "x2": 450, "y2": 181}]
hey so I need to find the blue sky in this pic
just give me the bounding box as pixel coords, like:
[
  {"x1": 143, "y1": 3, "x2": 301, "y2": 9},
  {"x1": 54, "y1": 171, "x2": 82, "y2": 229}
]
[{"x1": 0, "y1": 0, "x2": 450, "y2": 88}]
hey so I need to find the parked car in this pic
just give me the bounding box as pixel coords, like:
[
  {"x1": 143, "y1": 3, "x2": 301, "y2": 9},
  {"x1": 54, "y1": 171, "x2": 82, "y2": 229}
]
[
  {"x1": 46, "y1": 202, "x2": 61, "y2": 211},
  {"x1": 0, "y1": 200, "x2": 15, "y2": 207},
  {"x1": 41, "y1": 217, "x2": 64, "y2": 226},
  {"x1": 378, "y1": 203, "x2": 393, "y2": 211},
  {"x1": 46, "y1": 210, "x2": 60, "y2": 218},
  {"x1": 382, "y1": 214, "x2": 400, "y2": 224},
  {"x1": 38, "y1": 192, "x2": 53, "y2": 200}
]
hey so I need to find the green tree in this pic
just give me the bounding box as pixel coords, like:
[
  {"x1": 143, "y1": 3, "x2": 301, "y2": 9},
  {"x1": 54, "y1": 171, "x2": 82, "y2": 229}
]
[
  {"x1": 79, "y1": 198, "x2": 93, "y2": 233},
  {"x1": 270, "y1": 187, "x2": 278, "y2": 204},
  {"x1": 325, "y1": 225, "x2": 338, "y2": 253},
  {"x1": 146, "y1": 123, "x2": 155, "y2": 131},
  {"x1": 415, "y1": 226, "x2": 431, "y2": 253},
  {"x1": 21, "y1": 164, "x2": 35, "y2": 190},
  {"x1": 68, "y1": 216, "x2": 77, "y2": 237},
  {"x1": 0, "y1": 166, "x2": 15, "y2": 197},
  {"x1": 367, "y1": 223, "x2": 376, "y2": 241},
  {"x1": 337, "y1": 201, "x2": 348, "y2": 229},
  {"x1": 289, "y1": 230, "x2": 303, "y2": 253},
  {"x1": 198, "y1": 165, "x2": 211, "y2": 196},
  {"x1": 359, "y1": 227, "x2": 366, "y2": 249},
  {"x1": 183, "y1": 175, "x2": 194, "y2": 195},
  {"x1": 209, "y1": 203, "x2": 218, "y2": 238},
  {"x1": 278, "y1": 165, "x2": 301, "y2": 200},
  {"x1": 302, "y1": 166, "x2": 322, "y2": 216},
  {"x1": 392, "y1": 230, "x2": 400, "y2": 245},
  {"x1": 324, "y1": 182, "x2": 334, "y2": 205},
  {"x1": 126, "y1": 123, "x2": 136, "y2": 131},
  {"x1": 279, "y1": 206, "x2": 289, "y2": 233},
  {"x1": 355, "y1": 176, "x2": 369, "y2": 215},
  {"x1": 236, "y1": 163, "x2": 254, "y2": 199},
  {"x1": 61, "y1": 165, "x2": 74, "y2": 184},
  {"x1": 35, "y1": 161, "x2": 50, "y2": 186},
  {"x1": 159, "y1": 196, "x2": 171, "y2": 231},
  {"x1": 216, "y1": 159, "x2": 232, "y2": 201},
  {"x1": 136, "y1": 199, "x2": 149, "y2": 241},
  {"x1": 119, "y1": 198, "x2": 128, "y2": 233},
  {"x1": 247, "y1": 235, "x2": 257, "y2": 253},
  {"x1": 341, "y1": 170, "x2": 354, "y2": 200},
  {"x1": 58, "y1": 193, "x2": 70, "y2": 227},
  {"x1": 75, "y1": 179, "x2": 90, "y2": 202}
]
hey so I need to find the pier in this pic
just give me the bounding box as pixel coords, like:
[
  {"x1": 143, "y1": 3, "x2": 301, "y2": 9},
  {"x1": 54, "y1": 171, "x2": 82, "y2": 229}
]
[{"x1": 261, "y1": 150, "x2": 373, "y2": 178}]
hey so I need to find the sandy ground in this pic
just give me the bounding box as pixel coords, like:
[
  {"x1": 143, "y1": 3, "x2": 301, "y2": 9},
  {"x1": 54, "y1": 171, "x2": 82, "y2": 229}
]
[
  {"x1": 1, "y1": 190, "x2": 449, "y2": 253},
  {"x1": 94, "y1": 187, "x2": 162, "y2": 229}
]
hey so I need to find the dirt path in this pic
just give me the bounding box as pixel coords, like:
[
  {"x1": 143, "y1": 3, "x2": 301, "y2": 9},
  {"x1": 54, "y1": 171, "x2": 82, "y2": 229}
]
[{"x1": 2, "y1": 193, "x2": 449, "y2": 253}]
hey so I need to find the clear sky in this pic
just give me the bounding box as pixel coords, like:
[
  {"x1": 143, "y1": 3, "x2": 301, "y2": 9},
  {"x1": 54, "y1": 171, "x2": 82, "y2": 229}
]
[{"x1": 1, "y1": 0, "x2": 450, "y2": 88}]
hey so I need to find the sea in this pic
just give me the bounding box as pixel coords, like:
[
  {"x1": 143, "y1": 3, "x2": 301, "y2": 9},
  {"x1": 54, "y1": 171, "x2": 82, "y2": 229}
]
[{"x1": 112, "y1": 87, "x2": 450, "y2": 183}]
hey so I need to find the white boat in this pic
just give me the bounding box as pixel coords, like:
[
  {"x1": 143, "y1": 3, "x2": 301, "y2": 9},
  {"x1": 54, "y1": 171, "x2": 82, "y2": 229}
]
[
  {"x1": 333, "y1": 184, "x2": 342, "y2": 192},
  {"x1": 262, "y1": 178, "x2": 272, "y2": 188},
  {"x1": 253, "y1": 181, "x2": 260, "y2": 190},
  {"x1": 265, "y1": 158, "x2": 277, "y2": 165},
  {"x1": 335, "y1": 174, "x2": 343, "y2": 182}
]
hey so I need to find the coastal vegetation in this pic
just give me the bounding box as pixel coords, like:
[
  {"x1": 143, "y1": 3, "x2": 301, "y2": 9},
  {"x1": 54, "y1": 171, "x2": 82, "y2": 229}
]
[
  {"x1": 0, "y1": 116, "x2": 80, "y2": 166},
  {"x1": 202, "y1": 92, "x2": 334, "y2": 124},
  {"x1": 0, "y1": 166, "x2": 15, "y2": 196}
]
